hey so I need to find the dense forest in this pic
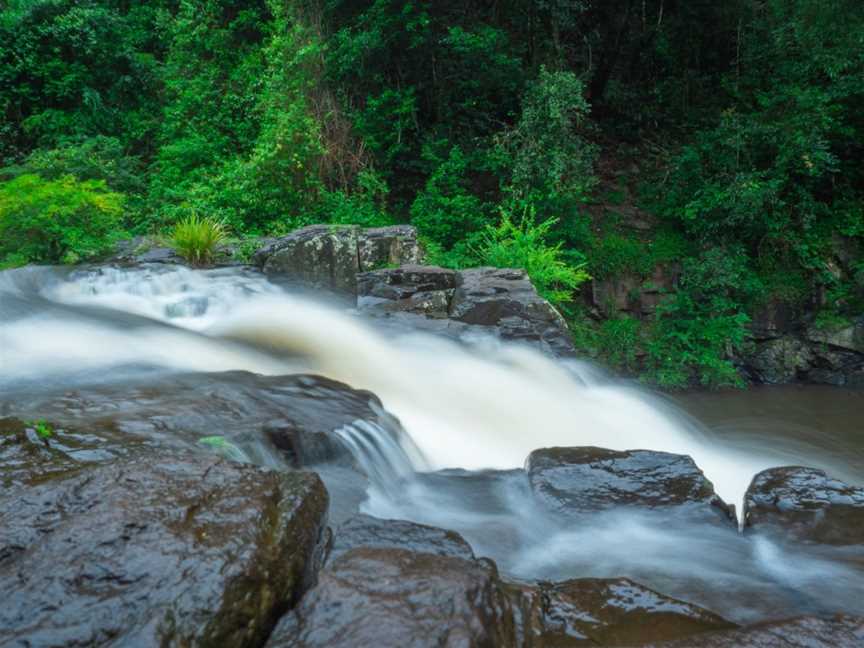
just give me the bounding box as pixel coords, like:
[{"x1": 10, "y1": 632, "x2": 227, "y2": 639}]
[{"x1": 1, "y1": 0, "x2": 862, "y2": 388}]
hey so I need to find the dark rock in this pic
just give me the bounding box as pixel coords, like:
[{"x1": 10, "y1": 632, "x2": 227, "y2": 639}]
[
  {"x1": 450, "y1": 267, "x2": 576, "y2": 357},
  {"x1": 526, "y1": 447, "x2": 735, "y2": 525},
  {"x1": 357, "y1": 265, "x2": 460, "y2": 318},
  {"x1": 539, "y1": 577, "x2": 735, "y2": 646},
  {"x1": 330, "y1": 514, "x2": 476, "y2": 562},
  {"x1": 2, "y1": 371, "x2": 394, "y2": 466},
  {"x1": 269, "y1": 512, "x2": 738, "y2": 648},
  {"x1": 0, "y1": 417, "x2": 140, "y2": 488},
  {"x1": 253, "y1": 224, "x2": 422, "y2": 294},
  {"x1": 744, "y1": 466, "x2": 864, "y2": 545},
  {"x1": 266, "y1": 547, "x2": 518, "y2": 648},
  {"x1": 0, "y1": 452, "x2": 329, "y2": 648},
  {"x1": 643, "y1": 614, "x2": 864, "y2": 647},
  {"x1": 747, "y1": 336, "x2": 814, "y2": 384},
  {"x1": 357, "y1": 265, "x2": 575, "y2": 357},
  {"x1": 254, "y1": 224, "x2": 362, "y2": 293},
  {"x1": 806, "y1": 317, "x2": 864, "y2": 354},
  {"x1": 358, "y1": 225, "x2": 424, "y2": 271}
]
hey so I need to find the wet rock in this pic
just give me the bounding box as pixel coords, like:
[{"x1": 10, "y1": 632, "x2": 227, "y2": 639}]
[
  {"x1": 747, "y1": 336, "x2": 814, "y2": 384},
  {"x1": 744, "y1": 466, "x2": 864, "y2": 545},
  {"x1": 357, "y1": 265, "x2": 460, "y2": 318},
  {"x1": 642, "y1": 614, "x2": 864, "y2": 647},
  {"x1": 253, "y1": 224, "x2": 422, "y2": 294},
  {"x1": 526, "y1": 447, "x2": 735, "y2": 525},
  {"x1": 358, "y1": 225, "x2": 424, "y2": 271},
  {"x1": 254, "y1": 224, "x2": 362, "y2": 293},
  {"x1": 0, "y1": 452, "x2": 329, "y2": 647},
  {"x1": 329, "y1": 514, "x2": 476, "y2": 562},
  {"x1": 0, "y1": 417, "x2": 139, "y2": 488},
  {"x1": 450, "y1": 267, "x2": 575, "y2": 356},
  {"x1": 2, "y1": 372, "x2": 395, "y2": 467},
  {"x1": 266, "y1": 548, "x2": 518, "y2": 648},
  {"x1": 357, "y1": 265, "x2": 576, "y2": 357},
  {"x1": 540, "y1": 577, "x2": 735, "y2": 646}
]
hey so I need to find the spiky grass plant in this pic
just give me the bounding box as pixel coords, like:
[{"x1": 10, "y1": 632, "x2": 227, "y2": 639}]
[{"x1": 170, "y1": 213, "x2": 227, "y2": 266}]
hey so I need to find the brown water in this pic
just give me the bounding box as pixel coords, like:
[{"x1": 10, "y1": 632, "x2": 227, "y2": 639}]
[{"x1": 674, "y1": 386, "x2": 864, "y2": 487}]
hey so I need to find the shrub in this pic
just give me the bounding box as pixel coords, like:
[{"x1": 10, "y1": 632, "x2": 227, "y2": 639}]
[
  {"x1": 170, "y1": 213, "x2": 227, "y2": 266},
  {"x1": 645, "y1": 247, "x2": 761, "y2": 389},
  {"x1": 475, "y1": 206, "x2": 590, "y2": 305},
  {"x1": 0, "y1": 173, "x2": 124, "y2": 266}
]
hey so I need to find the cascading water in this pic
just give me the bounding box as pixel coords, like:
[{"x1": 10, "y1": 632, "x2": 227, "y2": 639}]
[{"x1": 2, "y1": 264, "x2": 863, "y2": 623}]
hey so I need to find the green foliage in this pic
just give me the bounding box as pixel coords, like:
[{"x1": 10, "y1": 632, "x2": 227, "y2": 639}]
[
  {"x1": 645, "y1": 247, "x2": 761, "y2": 389},
  {"x1": 0, "y1": 173, "x2": 124, "y2": 266},
  {"x1": 476, "y1": 207, "x2": 590, "y2": 305},
  {"x1": 169, "y1": 213, "x2": 227, "y2": 266},
  {"x1": 410, "y1": 146, "x2": 495, "y2": 249},
  {"x1": 498, "y1": 68, "x2": 597, "y2": 209}
]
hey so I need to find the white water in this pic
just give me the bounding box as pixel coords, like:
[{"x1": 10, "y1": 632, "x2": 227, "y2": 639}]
[
  {"x1": 3, "y1": 264, "x2": 863, "y2": 623},
  {"x1": 0, "y1": 264, "x2": 808, "y2": 509}
]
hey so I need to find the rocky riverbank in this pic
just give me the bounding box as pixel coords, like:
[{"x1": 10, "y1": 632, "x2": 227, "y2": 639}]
[
  {"x1": 0, "y1": 388, "x2": 864, "y2": 648},
  {"x1": 3, "y1": 368, "x2": 864, "y2": 646},
  {"x1": 114, "y1": 223, "x2": 864, "y2": 388}
]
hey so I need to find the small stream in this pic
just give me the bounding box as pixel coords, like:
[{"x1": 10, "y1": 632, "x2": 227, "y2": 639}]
[{"x1": 2, "y1": 264, "x2": 862, "y2": 624}]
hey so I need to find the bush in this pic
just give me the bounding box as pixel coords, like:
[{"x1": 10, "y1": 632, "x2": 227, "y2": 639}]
[
  {"x1": 645, "y1": 247, "x2": 761, "y2": 389},
  {"x1": 475, "y1": 206, "x2": 590, "y2": 305},
  {"x1": 0, "y1": 173, "x2": 124, "y2": 266},
  {"x1": 169, "y1": 213, "x2": 227, "y2": 266}
]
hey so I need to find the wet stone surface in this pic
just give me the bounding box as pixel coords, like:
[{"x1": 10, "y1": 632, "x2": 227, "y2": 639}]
[
  {"x1": 744, "y1": 466, "x2": 864, "y2": 545},
  {"x1": 526, "y1": 447, "x2": 736, "y2": 526},
  {"x1": 0, "y1": 451, "x2": 329, "y2": 648}
]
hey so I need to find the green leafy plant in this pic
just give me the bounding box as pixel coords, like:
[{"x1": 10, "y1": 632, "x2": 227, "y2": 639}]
[
  {"x1": 170, "y1": 213, "x2": 227, "y2": 266},
  {"x1": 475, "y1": 206, "x2": 590, "y2": 305},
  {"x1": 26, "y1": 419, "x2": 54, "y2": 446},
  {"x1": 0, "y1": 173, "x2": 125, "y2": 266}
]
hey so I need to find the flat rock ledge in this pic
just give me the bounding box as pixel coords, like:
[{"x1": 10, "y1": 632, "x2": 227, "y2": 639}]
[
  {"x1": 1, "y1": 420, "x2": 329, "y2": 648},
  {"x1": 358, "y1": 265, "x2": 577, "y2": 357}
]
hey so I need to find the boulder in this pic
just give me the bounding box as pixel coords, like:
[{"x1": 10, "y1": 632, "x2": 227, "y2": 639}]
[
  {"x1": 743, "y1": 466, "x2": 864, "y2": 545},
  {"x1": 747, "y1": 336, "x2": 814, "y2": 384},
  {"x1": 357, "y1": 265, "x2": 460, "y2": 318},
  {"x1": 358, "y1": 225, "x2": 424, "y2": 271},
  {"x1": 0, "y1": 451, "x2": 329, "y2": 648},
  {"x1": 266, "y1": 547, "x2": 518, "y2": 648},
  {"x1": 329, "y1": 514, "x2": 476, "y2": 562},
  {"x1": 540, "y1": 577, "x2": 735, "y2": 646},
  {"x1": 269, "y1": 516, "x2": 737, "y2": 648},
  {"x1": 450, "y1": 268, "x2": 575, "y2": 356},
  {"x1": 254, "y1": 224, "x2": 422, "y2": 294},
  {"x1": 642, "y1": 614, "x2": 864, "y2": 647},
  {"x1": 526, "y1": 447, "x2": 735, "y2": 526},
  {"x1": 357, "y1": 265, "x2": 576, "y2": 357},
  {"x1": 254, "y1": 224, "x2": 362, "y2": 293},
  {"x1": 3, "y1": 371, "x2": 397, "y2": 470}
]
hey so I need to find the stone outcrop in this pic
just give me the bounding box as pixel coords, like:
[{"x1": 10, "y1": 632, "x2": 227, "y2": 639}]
[
  {"x1": 0, "y1": 439, "x2": 329, "y2": 648},
  {"x1": 743, "y1": 466, "x2": 864, "y2": 545},
  {"x1": 254, "y1": 225, "x2": 422, "y2": 293},
  {"x1": 329, "y1": 514, "x2": 476, "y2": 562},
  {"x1": 357, "y1": 265, "x2": 576, "y2": 357},
  {"x1": 526, "y1": 447, "x2": 736, "y2": 526},
  {"x1": 2, "y1": 371, "x2": 399, "y2": 471},
  {"x1": 539, "y1": 577, "x2": 735, "y2": 646},
  {"x1": 741, "y1": 308, "x2": 864, "y2": 387},
  {"x1": 268, "y1": 516, "x2": 738, "y2": 648}
]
